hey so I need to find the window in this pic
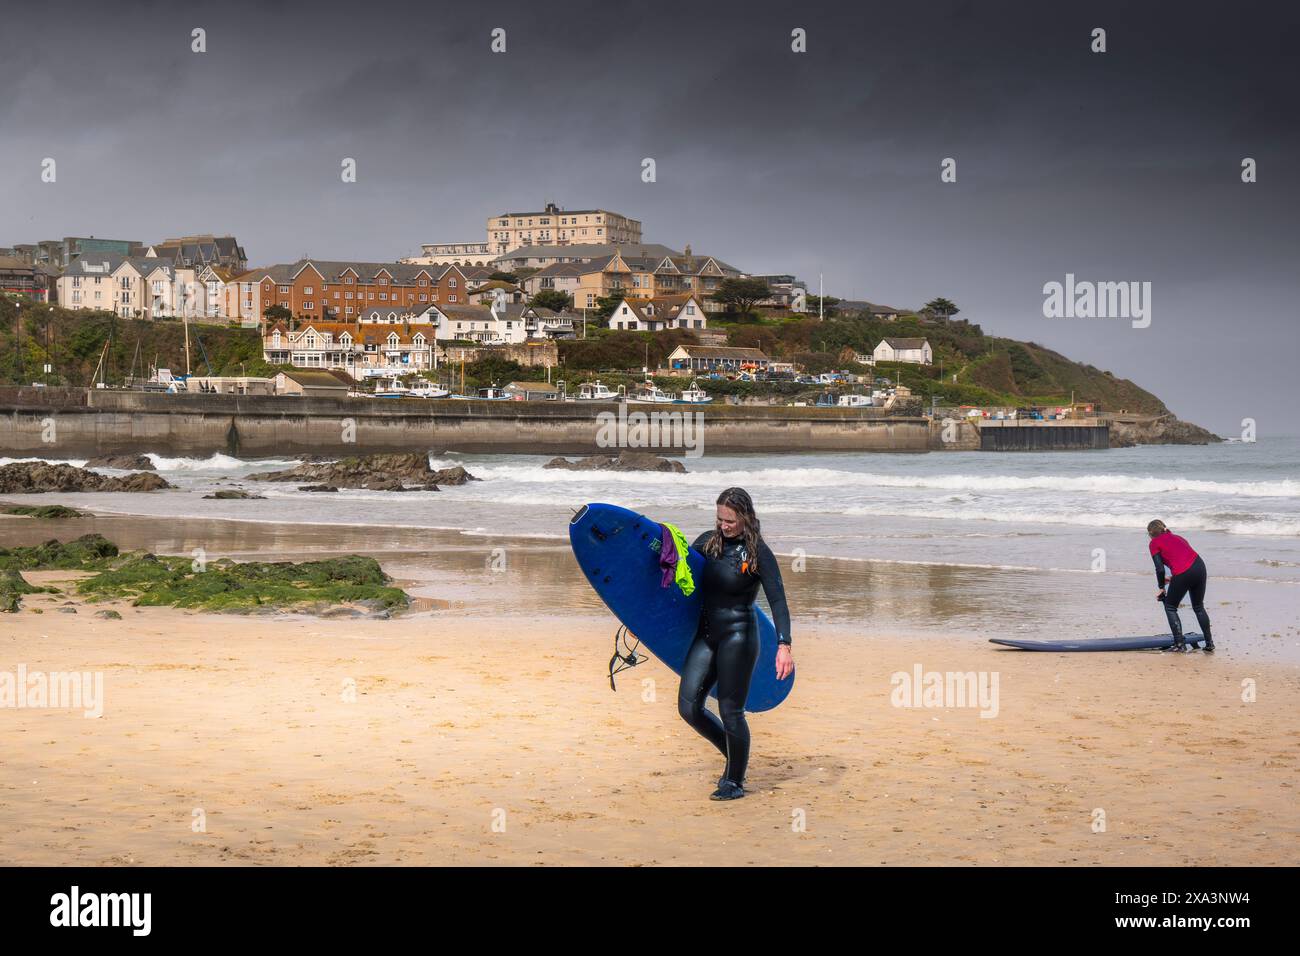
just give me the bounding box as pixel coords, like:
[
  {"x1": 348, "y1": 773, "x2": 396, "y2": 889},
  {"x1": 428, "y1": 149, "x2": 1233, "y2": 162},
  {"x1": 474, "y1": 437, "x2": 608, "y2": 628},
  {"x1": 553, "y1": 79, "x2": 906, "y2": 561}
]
[
  {"x1": 345, "y1": 307, "x2": 353, "y2": 315},
  {"x1": 345, "y1": 277, "x2": 354, "y2": 284},
  {"x1": 345, "y1": 292, "x2": 353, "y2": 299},
  {"x1": 379, "y1": 293, "x2": 387, "y2": 300},
  {"x1": 279, "y1": 285, "x2": 290, "y2": 293},
  {"x1": 448, "y1": 279, "x2": 457, "y2": 288},
  {"x1": 304, "y1": 286, "x2": 313, "y2": 294}
]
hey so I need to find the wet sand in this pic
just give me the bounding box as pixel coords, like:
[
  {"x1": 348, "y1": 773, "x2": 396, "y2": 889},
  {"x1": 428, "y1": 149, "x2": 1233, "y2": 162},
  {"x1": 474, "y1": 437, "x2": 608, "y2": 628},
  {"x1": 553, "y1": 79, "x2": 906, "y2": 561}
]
[{"x1": 0, "y1": 538, "x2": 1297, "y2": 865}]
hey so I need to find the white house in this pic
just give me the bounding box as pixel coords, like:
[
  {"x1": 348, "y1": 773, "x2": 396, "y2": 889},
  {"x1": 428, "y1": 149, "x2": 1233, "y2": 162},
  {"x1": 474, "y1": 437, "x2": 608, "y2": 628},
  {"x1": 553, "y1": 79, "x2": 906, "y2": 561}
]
[
  {"x1": 872, "y1": 337, "x2": 932, "y2": 365},
  {"x1": 415, "y1": 296, "x2": 572, "y2": 343},
  {"x1": 109, "y1": 258, "x2": 158, "y2": 318},
  {"x1": 199, "y1": 266, "x2": 237, "y2": 320},
  {"x1": 57, "y1": 255, "x2": 123, "y2": 311},
  {"x1": 608, "y1": 294, "x2": 708, "y2": 332},
  {"x1": 418, "y1": 303, "x2": 528, "y2": 344}
]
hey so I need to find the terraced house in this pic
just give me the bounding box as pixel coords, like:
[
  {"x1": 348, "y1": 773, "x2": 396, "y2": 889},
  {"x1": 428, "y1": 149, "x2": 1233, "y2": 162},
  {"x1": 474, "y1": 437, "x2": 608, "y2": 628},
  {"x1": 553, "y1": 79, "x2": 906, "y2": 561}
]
[
  {"x1": 262, "y1": 318, "x2": 435, "y2": 378},
  {"x1": 523, "y1": 245, "x2": 738, "y2": 312},
  {"x1": 225, "y1": 259, "x2": 479, "y2": 326}
]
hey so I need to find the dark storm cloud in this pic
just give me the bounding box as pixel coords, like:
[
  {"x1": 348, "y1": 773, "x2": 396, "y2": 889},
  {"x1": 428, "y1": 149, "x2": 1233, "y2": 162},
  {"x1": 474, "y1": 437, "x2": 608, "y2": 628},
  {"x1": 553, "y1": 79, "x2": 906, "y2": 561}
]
[{"x1": 1, "y1": 0, "x2": 1297, "y2": 431}]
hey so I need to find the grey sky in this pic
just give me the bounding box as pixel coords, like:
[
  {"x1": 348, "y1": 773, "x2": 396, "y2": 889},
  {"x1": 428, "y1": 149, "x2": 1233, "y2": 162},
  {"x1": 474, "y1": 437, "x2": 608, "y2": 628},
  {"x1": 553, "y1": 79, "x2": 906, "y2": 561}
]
[{"x1": 2, "y1": 0, "x2": 1296, "y2": 433}]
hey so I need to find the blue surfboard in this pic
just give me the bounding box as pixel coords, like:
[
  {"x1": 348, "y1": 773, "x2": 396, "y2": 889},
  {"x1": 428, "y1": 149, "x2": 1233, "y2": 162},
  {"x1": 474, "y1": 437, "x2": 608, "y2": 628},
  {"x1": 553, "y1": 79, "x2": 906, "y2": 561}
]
[
  {"x1": 569, "y1": 502, "x2": 794, "y2": 712},
  {"x1": 989, "y1": 634, "x2": 1205, "y2": 652}
]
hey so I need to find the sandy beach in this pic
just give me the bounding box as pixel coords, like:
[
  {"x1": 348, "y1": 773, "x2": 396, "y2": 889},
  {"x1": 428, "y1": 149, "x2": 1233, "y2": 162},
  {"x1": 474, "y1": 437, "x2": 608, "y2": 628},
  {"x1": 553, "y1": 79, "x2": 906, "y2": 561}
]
[{"x1": 1, "y1": 518, "x2": 1296, "y2": 866}]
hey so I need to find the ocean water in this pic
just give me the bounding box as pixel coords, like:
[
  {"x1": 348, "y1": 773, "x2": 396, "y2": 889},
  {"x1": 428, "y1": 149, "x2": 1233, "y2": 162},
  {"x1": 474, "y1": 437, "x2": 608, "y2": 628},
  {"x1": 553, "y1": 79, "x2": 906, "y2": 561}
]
[
  {"x1": 4, "y1": 438, "x2": 1298, "y2": 656},
  {"x1": 5, "y1": 437, "x2": 1297, "y2": 581}
]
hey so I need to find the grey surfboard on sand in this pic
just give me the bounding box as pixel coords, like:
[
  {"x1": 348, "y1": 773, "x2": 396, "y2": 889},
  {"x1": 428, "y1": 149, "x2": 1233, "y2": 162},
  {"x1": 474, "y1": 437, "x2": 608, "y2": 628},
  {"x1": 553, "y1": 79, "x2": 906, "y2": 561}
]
[{"x1": 989, "y1": 634, "x2": 1206, "y2": 652}]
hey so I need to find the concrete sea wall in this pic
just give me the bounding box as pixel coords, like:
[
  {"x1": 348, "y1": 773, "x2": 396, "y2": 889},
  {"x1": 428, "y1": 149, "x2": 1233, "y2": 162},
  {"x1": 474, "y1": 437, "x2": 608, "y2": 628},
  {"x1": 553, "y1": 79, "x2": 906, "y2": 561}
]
[{"x1": 0, "y1": 388, "x2": 938, "y2": 457}]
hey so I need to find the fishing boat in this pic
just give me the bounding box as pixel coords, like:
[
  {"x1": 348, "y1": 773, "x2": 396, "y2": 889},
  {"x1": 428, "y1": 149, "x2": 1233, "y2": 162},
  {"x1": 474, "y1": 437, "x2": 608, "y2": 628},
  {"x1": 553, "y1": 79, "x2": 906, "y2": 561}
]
[
  {"x1": 574, "y1": 381, "x2": 620, "y2": 402},
  {"x1": 626, "y1": 381, "x2": 677, "y2": 404},
  {"x1": 675, "y1": 380, "x2": 713, "y2": 404},
  {"x1": 371, "y1": 376, "x2": 414, "y2": 398},
  {"x1": 406, "y1": 381, "x2": 451, "y2": 399}
]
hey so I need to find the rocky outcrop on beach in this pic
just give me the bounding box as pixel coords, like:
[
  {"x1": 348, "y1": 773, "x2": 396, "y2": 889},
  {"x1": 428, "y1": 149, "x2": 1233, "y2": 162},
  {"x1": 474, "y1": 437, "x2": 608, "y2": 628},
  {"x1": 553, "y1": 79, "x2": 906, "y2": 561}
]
[
  {"x1": 544, "y1": 452, "x2": 687, "y2": 473},
  {"x1": 84, "y1": 454, "x2": 157, "y2": 471},
  {"x1": 202, "y1": 489, "x2": 267, "y2": 500},
  {"x1": 1108, "y1": 415, "x2": 1222, "y2": 448},
  {"x1": 247, "y1": 453, "x2": 477, "y2": 491},
  {"x1": 0, "y1": 569, "x2": 42, "y2": 613},
  {"x1": 0, "y1": 462, "x2": 173, "y2": 494}
]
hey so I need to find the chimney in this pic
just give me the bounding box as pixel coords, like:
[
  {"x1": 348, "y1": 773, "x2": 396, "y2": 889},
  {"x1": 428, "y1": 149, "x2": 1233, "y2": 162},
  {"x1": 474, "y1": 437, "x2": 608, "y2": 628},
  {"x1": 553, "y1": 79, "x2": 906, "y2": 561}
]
[{"x1": 685, "y1": 244, "x2": 694, "y2": 270}]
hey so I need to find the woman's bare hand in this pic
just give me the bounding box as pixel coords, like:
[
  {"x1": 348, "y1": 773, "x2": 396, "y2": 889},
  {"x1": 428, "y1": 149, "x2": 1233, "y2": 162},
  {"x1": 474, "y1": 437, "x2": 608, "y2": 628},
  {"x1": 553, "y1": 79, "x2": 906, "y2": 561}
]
[{"x1": 775, "y1": 644, "x2": 794, "y2": 680}]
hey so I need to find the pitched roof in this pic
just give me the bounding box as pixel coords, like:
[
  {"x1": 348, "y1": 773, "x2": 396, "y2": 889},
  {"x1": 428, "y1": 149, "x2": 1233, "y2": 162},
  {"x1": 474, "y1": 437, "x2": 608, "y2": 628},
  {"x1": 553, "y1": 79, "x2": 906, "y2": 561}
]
[
  {"x1": 881, "y1": 337, "x2": 929, "y2": 349},
  {"x1": 61, "y1": 254, "x2": 128, "y2": 276},
  {"x1": 614, "y1": 294, "x2": 700, "y2": 323},
  {"x1": 438, "y1": 304, "x2": 497, "y2": 321},
  {"x1": 673, "y1": 345, "x2": 770, "y2": 361}
]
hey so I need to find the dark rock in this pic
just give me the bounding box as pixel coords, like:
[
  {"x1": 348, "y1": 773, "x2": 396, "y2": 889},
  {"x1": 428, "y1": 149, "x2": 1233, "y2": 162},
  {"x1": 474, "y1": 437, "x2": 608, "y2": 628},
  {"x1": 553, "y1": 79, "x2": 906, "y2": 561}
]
[
  {"x1": 93, "y1": 609, "x2": 123, "y2": 620},
  {"x1": 57, "y1": 606, "x2": 77, "y2": 614},
  {"x1": 84, "y1": 454, "x2": 157, "y2": 471},
  {"x1": 1, "y1": 569, "x2": 40, "y2": 613},
  {"x1": 298, "y1": 485, "x2": 339, "y2": 493},
  {"x1": 1109, "y1": 415, "x2": 1222, "y2": 448},
  {"x1": 544, "y1": 452, "x2": 687, "y2": 473},
  {"x1": 202, "y1": 490, "x2": 267, "y2": 500},
  {"x1": 248, "y1": 453, "x2": 477, "y2": 491},
  {"x1": 0, "y1": 463, "x2": 173, "y2": 494}
]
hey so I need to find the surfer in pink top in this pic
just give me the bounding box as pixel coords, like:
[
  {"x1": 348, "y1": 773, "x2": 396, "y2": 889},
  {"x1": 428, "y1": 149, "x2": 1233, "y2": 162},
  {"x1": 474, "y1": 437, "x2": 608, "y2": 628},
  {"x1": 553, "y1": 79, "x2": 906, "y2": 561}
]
[{"x1": 1147, "y1": 520, "x2": 1214, "y2": 652}]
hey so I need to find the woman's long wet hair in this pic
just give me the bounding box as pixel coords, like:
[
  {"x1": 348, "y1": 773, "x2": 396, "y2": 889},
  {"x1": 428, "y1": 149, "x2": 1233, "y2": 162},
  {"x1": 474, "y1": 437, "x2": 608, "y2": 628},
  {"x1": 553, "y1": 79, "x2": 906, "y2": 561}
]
[
  {"x1": 703, "y1": 487, "x2": 762, "y2": 573},
  {"x1": 1147, "y1": 519, "x2": 1169, "y2": 537}
]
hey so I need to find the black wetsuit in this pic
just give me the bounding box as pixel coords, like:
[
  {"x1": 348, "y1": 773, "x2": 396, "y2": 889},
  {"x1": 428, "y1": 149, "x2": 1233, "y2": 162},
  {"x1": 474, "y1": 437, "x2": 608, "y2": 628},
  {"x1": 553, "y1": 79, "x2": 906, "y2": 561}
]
[
  {"x1": 1155, "y1": 552, "x2": 1213, "y2": 645},
  {"x1": 677, "y1": 531, "x2": 792, "y2": 787}
]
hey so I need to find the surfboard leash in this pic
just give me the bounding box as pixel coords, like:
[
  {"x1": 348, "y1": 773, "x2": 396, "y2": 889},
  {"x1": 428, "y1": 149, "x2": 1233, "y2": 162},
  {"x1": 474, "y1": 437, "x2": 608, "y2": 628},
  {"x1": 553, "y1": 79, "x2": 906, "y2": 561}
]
[{"x1": 608, "y1": 624, "x2": 645, "y2": 691}]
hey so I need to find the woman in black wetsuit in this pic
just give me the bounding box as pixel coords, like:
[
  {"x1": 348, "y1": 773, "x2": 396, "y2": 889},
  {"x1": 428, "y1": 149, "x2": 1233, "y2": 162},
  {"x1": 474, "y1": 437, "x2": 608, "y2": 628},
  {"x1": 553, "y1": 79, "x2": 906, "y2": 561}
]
[{"x1": 679, "y1": 487, "x2": 793, "y2": 801}]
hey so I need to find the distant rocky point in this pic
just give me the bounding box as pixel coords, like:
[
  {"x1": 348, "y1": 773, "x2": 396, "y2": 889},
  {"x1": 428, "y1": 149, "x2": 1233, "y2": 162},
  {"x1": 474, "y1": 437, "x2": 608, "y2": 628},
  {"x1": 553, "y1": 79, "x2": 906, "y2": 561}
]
[
  {"x1": 1110, "y1": 415, "x2": 1222, "y2": 448},
  {"x1": 544, "y1": 452, "x2": 687, "y2": 473}
]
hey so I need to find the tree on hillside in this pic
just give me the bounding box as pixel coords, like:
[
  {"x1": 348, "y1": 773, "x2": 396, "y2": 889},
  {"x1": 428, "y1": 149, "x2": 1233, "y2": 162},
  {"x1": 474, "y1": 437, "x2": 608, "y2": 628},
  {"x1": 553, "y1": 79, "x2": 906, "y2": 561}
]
[
  {"x1": 592, "y1": 292, "x2": 624, "y2": 321},
  {"x1": 711, "y1": 277, "x2": 771, "y2": 316},
  {"x1": 922, "y1": 298, "x2": 960, "y2": 323},
  {"x1": 802, "y1": 294, "x2": 841, "y2": 319},
  {"x1": 263, "y1": 304, "x2": 292, "y2": 324},
  {"x1": 489, "y1": 270, "x2": 519, "y2": 284},
  {"x1": 529, "y1": 289, "x2": 573, "y2": 312}
]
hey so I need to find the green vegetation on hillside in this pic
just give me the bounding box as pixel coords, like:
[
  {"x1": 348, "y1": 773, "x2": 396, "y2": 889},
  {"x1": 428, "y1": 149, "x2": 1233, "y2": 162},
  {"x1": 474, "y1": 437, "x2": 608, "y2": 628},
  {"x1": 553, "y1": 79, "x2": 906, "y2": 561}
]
[
  {"x1": 0, "y1": 300, "x2": 278, "y2": 386},
  {"x1": 560, "y1": 309, "x2": 1169, "y2": 413},
  {"x1": 0, "y1": 299, "x2": 1170, "y2": 413}
]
